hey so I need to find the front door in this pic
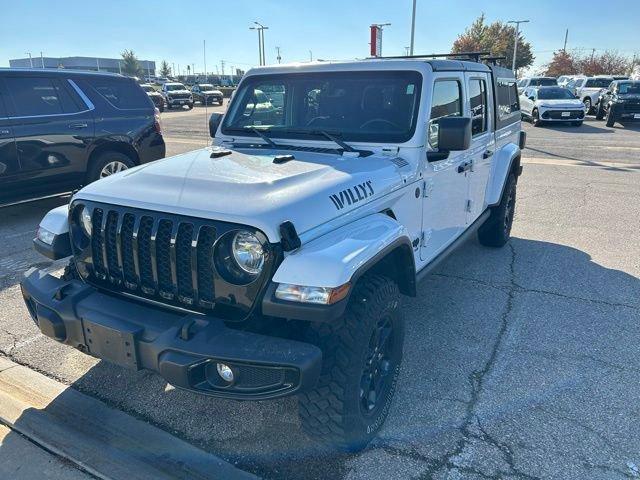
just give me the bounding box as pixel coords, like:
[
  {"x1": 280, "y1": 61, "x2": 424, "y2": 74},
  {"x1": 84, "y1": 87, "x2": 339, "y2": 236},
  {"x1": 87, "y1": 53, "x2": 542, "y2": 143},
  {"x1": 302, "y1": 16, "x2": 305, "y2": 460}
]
[
  {"x1": 0, "y1": 79, "x2": 21, "y2": 202},
  {"x1": 4, "y1": 75, "x2": 94, "y2": 196},
  {"x1": 465, "y1": 72, "x2": 495, "y2": 222},
  {"x1": 420, "y1": 74, "x2": 470, "y2": 262}
]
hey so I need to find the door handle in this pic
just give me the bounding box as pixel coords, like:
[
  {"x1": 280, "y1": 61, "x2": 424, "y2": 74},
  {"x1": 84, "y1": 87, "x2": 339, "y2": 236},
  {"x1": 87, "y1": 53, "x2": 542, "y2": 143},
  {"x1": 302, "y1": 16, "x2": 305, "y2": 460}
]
[
  {"x1": 457, "y1": 162, "x2": 472, "y2": 174},
  {"x1": 69, "y1": 122, "x2": 88, "y2": 129},
  {"x1": 483, "y1": 150, "x2": 494, "y2": 159}
]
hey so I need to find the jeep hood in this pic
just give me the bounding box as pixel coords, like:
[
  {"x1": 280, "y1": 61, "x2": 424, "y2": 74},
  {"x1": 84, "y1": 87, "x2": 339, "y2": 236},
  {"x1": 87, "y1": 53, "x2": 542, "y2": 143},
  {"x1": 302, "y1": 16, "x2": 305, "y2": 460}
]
[{"x1": 75, "y1": 148, "x2": 404, "y2": 242}]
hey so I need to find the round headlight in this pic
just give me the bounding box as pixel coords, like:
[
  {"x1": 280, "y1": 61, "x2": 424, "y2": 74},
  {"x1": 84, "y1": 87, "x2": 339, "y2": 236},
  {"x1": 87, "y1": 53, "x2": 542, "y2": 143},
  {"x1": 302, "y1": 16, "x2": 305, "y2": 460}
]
[
  {"x1": 80, "y1": 206, "x2": 92, "y2": 237},
  {"x1": 231, "y1": 231, "x2": 264, "y2": 275}
]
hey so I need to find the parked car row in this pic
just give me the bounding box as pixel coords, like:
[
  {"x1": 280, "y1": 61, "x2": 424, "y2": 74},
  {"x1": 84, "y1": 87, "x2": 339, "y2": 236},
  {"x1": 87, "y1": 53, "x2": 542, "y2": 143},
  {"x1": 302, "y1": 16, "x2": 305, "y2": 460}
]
[
  {"x1": 0, "y1": 69, "x2": 165, "y2": 206},
  {"x1": 140, "y1": 82, "x2": 225, "y2": 111},
  {"x1": 517, "y1": 73, "x2": 639, "y2": 128}
]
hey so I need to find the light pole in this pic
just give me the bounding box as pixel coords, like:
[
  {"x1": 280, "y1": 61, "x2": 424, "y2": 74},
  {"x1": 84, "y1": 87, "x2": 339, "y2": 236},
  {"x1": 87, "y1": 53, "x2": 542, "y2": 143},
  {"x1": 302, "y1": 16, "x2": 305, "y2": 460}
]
[
  {"x1": 26, "y1": 52, "x2": 33, "y2": 68},
  {"x1": 276, "y1": 46, "x2": 282, "y2": 64},
  {"x1": 40, "y1": 52, "x2": 45, "y2": 68},
  {"x1": 409, "y1": 0, "x2": 417, "y2": 56},
  {"x1": 250, "y1": 22, "x2": 269, "y2": 66},
  {"x1": 507, "y1": 19, "x2": 529, "y2": 75}
]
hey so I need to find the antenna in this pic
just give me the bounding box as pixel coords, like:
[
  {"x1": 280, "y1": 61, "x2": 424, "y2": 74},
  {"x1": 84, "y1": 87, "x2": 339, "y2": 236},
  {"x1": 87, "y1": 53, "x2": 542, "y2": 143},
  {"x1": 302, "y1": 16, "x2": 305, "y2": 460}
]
[
  {"x1": 203, "y1": 39, "x2": 208, "y2": 147},
  {"x1": 375, "y1": 51, "x2": 492, "y2": 62}
]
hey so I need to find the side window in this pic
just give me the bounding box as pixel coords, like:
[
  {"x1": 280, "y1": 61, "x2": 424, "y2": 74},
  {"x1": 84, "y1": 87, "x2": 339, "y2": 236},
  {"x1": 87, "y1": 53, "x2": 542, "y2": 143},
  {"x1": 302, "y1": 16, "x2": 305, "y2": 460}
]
[
  {"x1": 469, "y1": 79, "x2": 488, "y2": 136},
  {"x1": 496, "y1": 79, "x2": 520, "y2": 119},
  {"x1": 5, "y1": 76, "x2": 67, "y2": 116},
  {"x1": 429, "y1": 80, "x2": 462, "y2": 149},
  {"x1": 83, "y1": 77, "x2": 151, "y2": 109}
]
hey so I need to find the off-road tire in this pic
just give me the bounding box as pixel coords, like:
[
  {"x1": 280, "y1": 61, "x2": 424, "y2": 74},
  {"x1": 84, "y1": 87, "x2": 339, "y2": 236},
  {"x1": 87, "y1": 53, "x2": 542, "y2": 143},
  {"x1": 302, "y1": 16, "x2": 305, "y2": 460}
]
[
  {"x1": 298, "y1": 275, "x2": 404, "y2": 452},
  {"x1": 159, "y1": 103, "x2": 165, "y2": 113},
  {"x1": 478, "y1": 173, "x2": 517, "y2": 248},
  {"x1": 532, "y1": 109, "x2": 542, "y2": 127},
  {"x1": 187, "y1": 103, "x2": 194, "y2": 110},
  {"x1": 606, "y1": 107, "x2": 616, "y2": 127},
  {"x1": 87, "y1": 151, "x2": 135, "y2": 184},
  {"x1": 595, "y1": 103, "x2": 605, "y2": 120}
]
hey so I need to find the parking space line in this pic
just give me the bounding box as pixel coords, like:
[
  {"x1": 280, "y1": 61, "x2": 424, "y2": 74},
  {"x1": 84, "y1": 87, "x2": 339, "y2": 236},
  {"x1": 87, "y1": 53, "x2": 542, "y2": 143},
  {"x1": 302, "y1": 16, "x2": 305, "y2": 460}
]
[{"x1": 522, "y1": 157, "x2": 640, "y2": 169}]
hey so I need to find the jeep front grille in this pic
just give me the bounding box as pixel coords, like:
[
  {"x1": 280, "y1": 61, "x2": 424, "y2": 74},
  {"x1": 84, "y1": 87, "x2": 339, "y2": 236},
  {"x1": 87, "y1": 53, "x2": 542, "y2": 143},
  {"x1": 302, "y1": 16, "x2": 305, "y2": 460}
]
[{"x1": 71, "y1": 202, "x2": 277, "y2": 320}]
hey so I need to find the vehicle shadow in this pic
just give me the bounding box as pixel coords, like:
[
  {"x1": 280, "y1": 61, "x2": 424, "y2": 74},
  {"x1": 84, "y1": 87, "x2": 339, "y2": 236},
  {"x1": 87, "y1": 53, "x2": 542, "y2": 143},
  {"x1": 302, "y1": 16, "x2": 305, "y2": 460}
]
[
  {"x1": 540, "y1": 121, "x2": 613, "y2": 134},
  {"x1": 5, "y1": 235, "x2": 639, "y2": 479}
]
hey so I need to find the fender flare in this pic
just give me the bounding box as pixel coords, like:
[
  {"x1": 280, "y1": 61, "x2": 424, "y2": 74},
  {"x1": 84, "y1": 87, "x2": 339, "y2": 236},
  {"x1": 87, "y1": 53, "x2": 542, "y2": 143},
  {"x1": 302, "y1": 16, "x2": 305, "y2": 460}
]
[
  {"x1": 263, "y1": 213, "x2": 416, "y2": 322},
  {"x1": 485, "y1": 143, "x2": 522, "y2": 207}
]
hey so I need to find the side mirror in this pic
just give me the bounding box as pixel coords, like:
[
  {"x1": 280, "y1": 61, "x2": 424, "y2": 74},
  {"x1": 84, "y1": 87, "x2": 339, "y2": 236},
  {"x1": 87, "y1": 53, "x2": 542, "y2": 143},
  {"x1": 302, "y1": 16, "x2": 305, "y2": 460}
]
[
  {"x1": 209, "y1": 112, "x2": 223, "y2": 137},
  {"x1": 427, "y1": 117, "x2": 472, "y2": 162}
]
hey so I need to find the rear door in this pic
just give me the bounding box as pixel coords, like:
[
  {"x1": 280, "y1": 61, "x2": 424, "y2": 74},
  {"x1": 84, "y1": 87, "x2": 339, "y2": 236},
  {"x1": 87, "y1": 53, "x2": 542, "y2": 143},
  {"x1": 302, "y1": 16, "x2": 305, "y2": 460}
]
[
  {"x1": 420, "y1": 73, "x2": 470, "y2": 262},
  {"x1": 4, "y1": 74, "x2": 95, "y2": 194},
  {"x1": 465, "y1": 72, "x2": 494, "y2": 222},
  {"x1": 0, "y1": 78, "x2": 21, "y2": 199}
]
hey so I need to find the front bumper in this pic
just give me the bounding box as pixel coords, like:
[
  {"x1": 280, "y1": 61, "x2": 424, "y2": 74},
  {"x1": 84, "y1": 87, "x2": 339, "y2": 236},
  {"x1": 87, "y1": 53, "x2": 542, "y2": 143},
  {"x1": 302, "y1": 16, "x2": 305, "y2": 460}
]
[
  {"x1": 21, "y1": 269, "x2": 322, "y2": 400},
  {"x1": 540, "y1": 108, "x2": 585, "y2": 121},
  {"x1": 167, "y1": 97, "x2": 193, "y2": 106}
]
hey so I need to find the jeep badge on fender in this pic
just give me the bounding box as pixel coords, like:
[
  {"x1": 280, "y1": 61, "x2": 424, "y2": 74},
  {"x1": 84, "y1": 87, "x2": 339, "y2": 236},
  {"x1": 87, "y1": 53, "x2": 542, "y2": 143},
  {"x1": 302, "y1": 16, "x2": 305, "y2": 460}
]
[{"x1": 22, "y1": 52, "x2": 524, "y2": 452}]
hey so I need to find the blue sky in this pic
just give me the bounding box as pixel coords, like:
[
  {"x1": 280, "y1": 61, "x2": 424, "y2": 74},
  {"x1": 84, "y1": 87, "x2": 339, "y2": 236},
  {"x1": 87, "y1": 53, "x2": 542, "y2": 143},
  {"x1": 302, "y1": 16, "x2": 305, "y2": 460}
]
[{"x1": 1, "y1": 0, "x2": 638, "y2": 74}]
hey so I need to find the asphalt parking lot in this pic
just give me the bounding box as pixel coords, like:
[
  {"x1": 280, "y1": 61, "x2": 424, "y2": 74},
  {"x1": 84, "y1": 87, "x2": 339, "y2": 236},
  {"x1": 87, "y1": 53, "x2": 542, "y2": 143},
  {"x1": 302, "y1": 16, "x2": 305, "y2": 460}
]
[{"x1": 1, "y1": 109, "x2": 640, "y2": 479}]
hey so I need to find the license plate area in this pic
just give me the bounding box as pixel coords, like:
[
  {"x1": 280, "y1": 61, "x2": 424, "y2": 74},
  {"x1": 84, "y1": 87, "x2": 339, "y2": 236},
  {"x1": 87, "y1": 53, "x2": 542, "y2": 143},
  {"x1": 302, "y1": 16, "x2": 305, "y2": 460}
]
[
  {"x1": 82, "y1": 317, "x2": 141, "y2": 369},
  {"x1": 561, "y1": 112, "x2": 571, "y2": 117}
]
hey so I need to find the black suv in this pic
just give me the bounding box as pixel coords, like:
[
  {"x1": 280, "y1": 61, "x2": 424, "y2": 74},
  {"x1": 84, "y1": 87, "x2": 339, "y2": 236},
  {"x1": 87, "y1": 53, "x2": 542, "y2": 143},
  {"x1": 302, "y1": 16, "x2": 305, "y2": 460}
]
[
  {"x1": 596, "y1": 80, "x2": 640, "y2": 127},
  {"x1": 0, "y1": 69, "x2": 165, "y2": 206}
]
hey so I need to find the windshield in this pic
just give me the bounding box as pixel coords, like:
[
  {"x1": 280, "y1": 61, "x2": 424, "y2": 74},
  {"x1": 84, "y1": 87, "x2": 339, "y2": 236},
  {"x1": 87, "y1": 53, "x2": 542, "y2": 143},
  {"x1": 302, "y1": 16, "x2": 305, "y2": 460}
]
[
  {"x1": 166, "y1": 83, "x2": 187, "y2": 91},
  {"x1": 585, "y1": 78, "x2": 612, "y2": 88},
  {"x1": 199, "y1": 84, "x2": 215, "y2": 91},
  {"x1": 618, "y1": 82, "x2": 640, "y2": 94},
  {"x1": 222, "y1": 71, "x2": 423, "y2": 143},
  {"x1": 530, "y1": 78, "x2": 557, "y2": 87},
  {"x1": 537, "y1": 88, "x2": 576, "y2": 100}
]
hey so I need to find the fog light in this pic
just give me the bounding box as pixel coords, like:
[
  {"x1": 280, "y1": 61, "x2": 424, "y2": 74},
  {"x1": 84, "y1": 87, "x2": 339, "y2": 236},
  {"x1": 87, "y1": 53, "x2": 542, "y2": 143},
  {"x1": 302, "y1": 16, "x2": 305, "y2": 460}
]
[{"x1": 216, "y1": 363, "x2": 234, "y2": 383}]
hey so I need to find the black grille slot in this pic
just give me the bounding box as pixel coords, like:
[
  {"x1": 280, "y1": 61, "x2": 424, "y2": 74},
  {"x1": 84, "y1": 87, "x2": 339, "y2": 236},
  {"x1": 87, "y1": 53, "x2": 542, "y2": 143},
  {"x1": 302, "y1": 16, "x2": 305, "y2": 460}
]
[
  {"x1": 105, "y1": 211, "x2": 120, "y2": 282},
  {"x1": 91, "y1": 208, "x2": 105, "y2": 278},
  {"x1": 176, "y1": 223, "x2": 195, "y2": 303},
  {"x1": 121, "y1": 213, "x2": 136, "y2": 288},
  {"x1": 156, "y1": 219, "x2": 174, "y2": 299},
  {"x1": 197, "y1": 226, "x2": 217, "y2": 306}
]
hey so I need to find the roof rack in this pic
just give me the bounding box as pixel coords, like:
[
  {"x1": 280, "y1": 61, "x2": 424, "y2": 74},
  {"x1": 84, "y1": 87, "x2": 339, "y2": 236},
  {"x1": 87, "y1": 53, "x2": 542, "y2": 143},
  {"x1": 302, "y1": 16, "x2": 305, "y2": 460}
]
[{"x1": 373, "y1": 51, "x2": 492, "y2": 63}]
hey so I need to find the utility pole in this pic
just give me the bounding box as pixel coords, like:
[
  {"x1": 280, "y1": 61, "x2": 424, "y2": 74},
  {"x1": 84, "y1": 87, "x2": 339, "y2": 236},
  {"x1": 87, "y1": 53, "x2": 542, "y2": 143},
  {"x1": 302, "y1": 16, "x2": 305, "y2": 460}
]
[
  {"x1": 178, "y1": 64, "x2": 180, "y2": 77},
  {"x1": 591, "y1": 48, "x2": 596, "y2": 62},
  {"x1": 40, "y1": 52, "x2": 44, "y2": 68},
  {"x1": 405, "y1": 46, "x2": 410, "y2": 56},
  {"x1": 172, "y1": 62, "x2": 175, "y2": 77},
  {"x1": 276, "y1": 46, "x2": 282, "y2": 64},
  {"x1": 220, "y1": 60, "x2": 225, "y2": 76},
  {"x1": 203, "y1": 39, "x2": 209, "y2": 146},
  {"x1": 409, "y1": 0, "x2": 417, "y2": 56},
  {"x1": 309, "y1": 50, "x2": 313, "y2": 62},
  {"x1": 507, "y1": 20, "x2": 529, "y2": 75},
  {"x1": 96, "y1": 57, "x2": 100, "y2": 72},
  {"x1": 563, "y1": 29, "x2": 569, "y2": 53},
  {"x1": 26, "y1": 52, "x2": 33, "y2": 68}
]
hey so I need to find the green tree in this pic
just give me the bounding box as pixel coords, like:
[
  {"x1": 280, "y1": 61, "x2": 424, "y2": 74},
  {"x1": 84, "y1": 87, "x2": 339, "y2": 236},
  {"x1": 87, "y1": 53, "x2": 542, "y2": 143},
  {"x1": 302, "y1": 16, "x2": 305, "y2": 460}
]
[
  {"x1": 159, "y1": 60, "x2": 171, "y2": 77},
  {"x1": 121, "y1": 49, "x2": 142, "y2": 77},
  {"x1": 452, "y1": 14, "x2": 534, "y2": 73}
]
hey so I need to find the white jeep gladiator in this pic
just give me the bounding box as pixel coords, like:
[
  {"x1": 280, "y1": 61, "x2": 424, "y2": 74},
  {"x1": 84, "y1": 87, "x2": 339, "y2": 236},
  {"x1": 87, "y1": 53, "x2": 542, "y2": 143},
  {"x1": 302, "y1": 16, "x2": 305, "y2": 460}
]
[{"x1": 22, "y1": 55, "x2": 525, "y2": 451}]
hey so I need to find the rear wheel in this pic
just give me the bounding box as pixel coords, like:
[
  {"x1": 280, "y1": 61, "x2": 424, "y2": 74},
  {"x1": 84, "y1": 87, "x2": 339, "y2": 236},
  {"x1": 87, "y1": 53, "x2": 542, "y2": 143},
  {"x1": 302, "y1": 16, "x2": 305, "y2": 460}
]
[
  {"x1": 595, "y1": 103, "x2": 605, "y2": 120},
  {"x1": 583, "y1": 98, "x2": 592, "y2": 115},
  {"x1": 478, "y1": 173, "x2": 517, "y2": 248},
  {"x1": 298, "y1": 275, "x2": 404, "y2": 452},
  {"x1": 87, "y1": 151, "x2": 135, "y2": 184}
]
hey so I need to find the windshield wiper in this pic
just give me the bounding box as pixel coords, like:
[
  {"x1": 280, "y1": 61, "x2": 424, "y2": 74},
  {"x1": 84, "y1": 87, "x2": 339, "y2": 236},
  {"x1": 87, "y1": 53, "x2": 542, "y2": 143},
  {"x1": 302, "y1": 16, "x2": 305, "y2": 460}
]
[
  {"x1": 315, "y1": 130, "x2": 357, "y2": 153},
  {"x1": 275, "y1": 128, "x2": 372, "y2": 156},
  {"x1": 241, "y1": 126, "x2": 278, "y2": 148}
]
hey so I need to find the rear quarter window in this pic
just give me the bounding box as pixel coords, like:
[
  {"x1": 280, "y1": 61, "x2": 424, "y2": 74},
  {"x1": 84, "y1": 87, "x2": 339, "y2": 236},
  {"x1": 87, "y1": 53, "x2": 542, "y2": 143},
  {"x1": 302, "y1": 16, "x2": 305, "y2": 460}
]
[{"x1": 82, "y1": 77, "x2": 152, "y2": 109}]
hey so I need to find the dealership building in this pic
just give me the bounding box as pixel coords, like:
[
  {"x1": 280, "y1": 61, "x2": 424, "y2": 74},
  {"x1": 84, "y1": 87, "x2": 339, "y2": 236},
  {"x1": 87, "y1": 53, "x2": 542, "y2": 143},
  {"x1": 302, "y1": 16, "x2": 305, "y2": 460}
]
[{"x1": 9, "y1": 56, "x2": 155, "y2": 76}]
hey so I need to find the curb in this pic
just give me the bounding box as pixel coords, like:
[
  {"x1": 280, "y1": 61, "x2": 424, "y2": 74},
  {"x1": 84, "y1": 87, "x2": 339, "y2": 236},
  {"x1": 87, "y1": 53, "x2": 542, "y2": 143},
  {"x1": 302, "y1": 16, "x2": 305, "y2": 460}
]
[{"x1": 0, "y1": 357, "x2": 257, "y2": 480}]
